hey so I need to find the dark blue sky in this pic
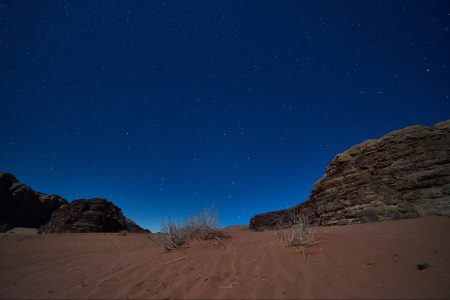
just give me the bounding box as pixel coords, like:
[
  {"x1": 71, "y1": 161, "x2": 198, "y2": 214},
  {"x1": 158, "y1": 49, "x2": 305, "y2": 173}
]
[{"x1": 1, "y1": 1, "x2": 449, "y2": 231}]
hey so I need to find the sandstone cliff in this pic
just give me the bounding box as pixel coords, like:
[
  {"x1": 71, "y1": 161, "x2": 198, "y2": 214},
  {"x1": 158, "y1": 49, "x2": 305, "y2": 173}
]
[
  {"x1": 38, "y1": 198, "x2": 149, "y2": 233},
  {"x1": 250, "y1": 120, "x2": 450, "y2": 230}
]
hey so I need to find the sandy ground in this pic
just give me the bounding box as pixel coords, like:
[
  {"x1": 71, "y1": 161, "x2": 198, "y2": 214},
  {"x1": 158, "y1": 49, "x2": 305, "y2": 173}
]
[{"x1": 1, "y1": 216, "x2": 449, "y2": 299}]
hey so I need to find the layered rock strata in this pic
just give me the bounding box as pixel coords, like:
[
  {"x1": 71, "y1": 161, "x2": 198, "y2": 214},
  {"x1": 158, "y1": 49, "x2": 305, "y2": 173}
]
[{"x1": 250, "y1": 120, "x2": 450, "y2": 230}]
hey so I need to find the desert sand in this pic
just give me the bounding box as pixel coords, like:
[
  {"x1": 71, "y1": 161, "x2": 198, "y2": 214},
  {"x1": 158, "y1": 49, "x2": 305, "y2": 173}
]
[{"x1": 1, "y1": 216, "x2": 449, "y2": 299}]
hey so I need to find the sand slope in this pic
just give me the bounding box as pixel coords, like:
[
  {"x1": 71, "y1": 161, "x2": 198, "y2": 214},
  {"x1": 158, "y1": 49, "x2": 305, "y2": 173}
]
[{"x1": 1, "y1": 216, "x2": 449, "y2": 299}]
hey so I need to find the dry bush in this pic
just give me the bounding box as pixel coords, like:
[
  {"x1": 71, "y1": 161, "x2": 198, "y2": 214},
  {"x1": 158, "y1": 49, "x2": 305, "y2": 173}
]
[
  {"x1": 117, "y1": 230, "x2": 128, "y2": 236},
  {"x1": 159, "y1": 209, "x2": 224, "y2": 251},
  {"x1": 275, "y1": 212, "x2": 317, "y2": 249},
  {"x1": 159, "y1": 220, "x2": 189, "y2": 250},
  {"x1": 185, "y1": 208, "x2": 219, "y2": 239}
]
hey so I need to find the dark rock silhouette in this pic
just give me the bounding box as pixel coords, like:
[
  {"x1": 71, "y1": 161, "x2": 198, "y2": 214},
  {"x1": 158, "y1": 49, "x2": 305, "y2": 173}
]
[
  {"x1": 250, "y1": 120, "x2": 450, "y2": 230},
  {"x1": 124, "y1": 217, "x2": 149, "y2": 233},
  {"x1": 0, "y1": 173, "x2": 67, "y2": 232},
  {"x1": 39, "y1": 198, "x2": 149, "y2": 233},
  {"x1": 0, "y1": 173, "x2": 148, "y2": 233}
]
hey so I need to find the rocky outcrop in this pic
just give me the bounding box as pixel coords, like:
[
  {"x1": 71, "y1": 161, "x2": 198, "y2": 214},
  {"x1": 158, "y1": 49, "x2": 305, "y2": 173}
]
[
  {"x1": 250, "y1": 120, "x2": 450, "y2": 230},
  {"x1": 124, "y1": 217, "x2": 149, "y2": 233},
  {"x1": 0, "y1": 173, "x2": 68, "y2": 232},
  {"x1": 0, "y1": 173, "x2": 148, "y2": 233},
  {"x1": 38, "y1": 198, "x2": 149, "y2": 233}
]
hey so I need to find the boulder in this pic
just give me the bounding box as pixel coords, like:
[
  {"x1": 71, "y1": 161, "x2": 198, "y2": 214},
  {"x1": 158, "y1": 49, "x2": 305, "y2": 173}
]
[
  {"x1": 250, "y1": 119, "x2": 450, "y2": 230},
  {"x1": 0, "y1": 173, "x2": 68, "y2": 232}
]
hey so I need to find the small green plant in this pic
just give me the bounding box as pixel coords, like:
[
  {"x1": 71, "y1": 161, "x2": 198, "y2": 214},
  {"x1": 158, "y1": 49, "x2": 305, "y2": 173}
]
[{"x1": 159, "y1": 208, "x2": 224, "y2": 251}]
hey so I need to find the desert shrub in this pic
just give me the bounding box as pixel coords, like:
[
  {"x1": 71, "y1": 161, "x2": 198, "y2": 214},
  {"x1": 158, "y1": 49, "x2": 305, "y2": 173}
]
[
  {"x1": 159, "y1": 208, "x2": 223, "y2": 251},
  {"x1": 275, "y1": 212, "x2": 317, "y2": 248},
  {"x1": 159, "y1": 220, "x2": 190, "y2": 250},
  {"x1": 117, "y1": 230, "x2": 128, "y2": 236},
  {"x1": 185, "y1": 208, "x2": 219, "y2": 240}
]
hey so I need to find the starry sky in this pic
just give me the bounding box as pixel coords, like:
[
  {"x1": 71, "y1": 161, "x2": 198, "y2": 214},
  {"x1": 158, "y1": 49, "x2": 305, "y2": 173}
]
[{"x1": 1, "y1": 1, "x2": 449, "y2": 231}]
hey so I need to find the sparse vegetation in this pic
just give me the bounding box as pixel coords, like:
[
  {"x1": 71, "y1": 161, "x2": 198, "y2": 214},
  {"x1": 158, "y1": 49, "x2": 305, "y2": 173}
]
[
  {"x1": 275, "y1": 212, "x2": 317, "y2": 258},
  {"x1": 158, "y1": 209, "x2": 225, "y2": 250},
  {"x1": 117, "y1": 230, "x2": 128, "y2": 236},
  {"x1": 159, "y1": 220, "x2": 189, "y2": 250},
  {"x1": 185, "y1": 208, "x2": 220, "y2": 240}
]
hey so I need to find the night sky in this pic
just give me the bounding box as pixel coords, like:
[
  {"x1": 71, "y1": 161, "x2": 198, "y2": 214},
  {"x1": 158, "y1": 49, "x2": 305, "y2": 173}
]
[{"x1": 1, "y1": 1, "x2": 449, "y2": 231}]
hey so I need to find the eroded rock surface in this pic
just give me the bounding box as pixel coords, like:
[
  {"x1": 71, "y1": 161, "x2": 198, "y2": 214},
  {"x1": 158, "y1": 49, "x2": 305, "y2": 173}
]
[
  {"x1": 39, "y1": 198, "x2": 149, "y2": 233},
  {"x1": 250, "y1": 120, "x2": 450, "y2": 230}
]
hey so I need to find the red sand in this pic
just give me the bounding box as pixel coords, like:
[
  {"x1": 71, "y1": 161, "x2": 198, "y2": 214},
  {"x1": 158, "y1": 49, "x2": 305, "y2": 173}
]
[{"x1": 1, "y1": 216, "x2": 449, "y2": 299}]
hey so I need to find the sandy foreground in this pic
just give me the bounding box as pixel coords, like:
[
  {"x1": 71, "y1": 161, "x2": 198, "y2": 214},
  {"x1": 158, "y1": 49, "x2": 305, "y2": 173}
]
[{"x1": 0, "y1": 216, "x2": 449, "y2": 299}]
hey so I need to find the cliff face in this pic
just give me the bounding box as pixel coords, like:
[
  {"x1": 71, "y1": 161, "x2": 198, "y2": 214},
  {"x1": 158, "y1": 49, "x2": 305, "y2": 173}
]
[
  {"x1": 0, "y1": 173, "x2": 68, "y2": 232},
  {"x1": 250, "y1": 120, "x2": 450, "y2": 230}
]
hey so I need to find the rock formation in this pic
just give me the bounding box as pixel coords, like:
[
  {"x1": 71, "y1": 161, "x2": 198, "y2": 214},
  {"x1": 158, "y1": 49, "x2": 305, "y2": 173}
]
[
  {"x1": 38, "y1": 198, "x2": 149, "y2": 233},
  {"x1": 124, "y1": 217, "x2": 148, "y2": 233},
  {"x1": 250, "y1": 120, "x2": 450, "y2": 230},
  {"x1": 0, "y1": 173, "x2": 68, "y2": 232},
  {"x1": 0, "y1": 173, "x2": 148, "y2": 233}
]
